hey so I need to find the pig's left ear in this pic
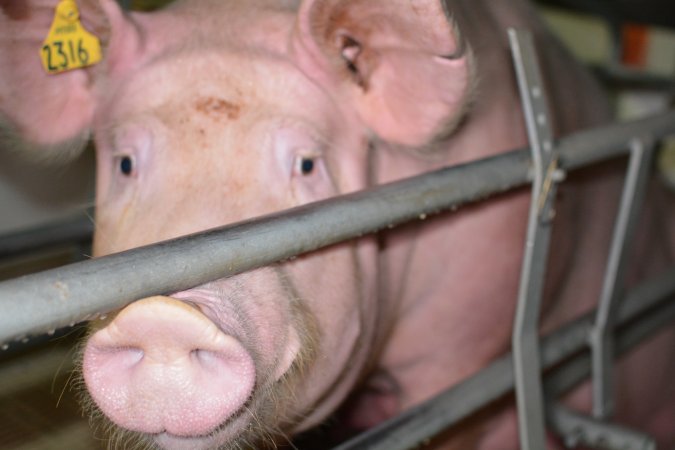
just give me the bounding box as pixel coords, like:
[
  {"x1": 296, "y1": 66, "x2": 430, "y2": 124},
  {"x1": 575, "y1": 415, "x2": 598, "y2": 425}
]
[
  {"x1": 293, "y1": 0, "x2": 473, "y2": 147},
  {"x1": 0, "y1": 0, "x2": 144, "y2": 158}
]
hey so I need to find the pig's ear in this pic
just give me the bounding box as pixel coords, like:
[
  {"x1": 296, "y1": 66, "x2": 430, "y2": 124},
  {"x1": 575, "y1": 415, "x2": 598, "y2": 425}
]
[
  {"x1": 293, "y1": 0, "x2": 474, "y2": 148},
  {"x1": 0, "y1": 0, "x2": 140, "y2": 159}
]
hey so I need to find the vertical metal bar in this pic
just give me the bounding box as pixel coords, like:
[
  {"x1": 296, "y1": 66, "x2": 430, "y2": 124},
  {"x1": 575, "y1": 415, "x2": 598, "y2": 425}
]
[
  {"x1": 591, "y1": 138, "x2": 655, "y2": 419},
  {"x1": 508, "y1": 28, "x2": 562, "y2": 450}
]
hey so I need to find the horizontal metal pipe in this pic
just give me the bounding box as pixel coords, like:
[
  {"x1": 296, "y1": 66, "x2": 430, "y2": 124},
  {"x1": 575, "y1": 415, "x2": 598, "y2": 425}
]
[
  {"x1": 547, "y1": 405, "x2": 656, "y2": 450},
  {"x1": 0, "y1": 110, "x2": 674, "y2": 344},
  {"x1": 544, "y1": 286, "x2": 675, "y2": 400},
  {"x1": 332, "y1": 266, "x2": 675, "y2": 450},
  {"x1": 0, "y1": 213, "x2": 93, "y2": 260},
  {"x1": 13, "y1": 422, "x2": 94, "y2": 450},
  {"x1": 0, "y1": 345, "x2": 74, "y2": 398},
  {"x1": 592, "y1": 65, "x2": 675, "y2": 92}
]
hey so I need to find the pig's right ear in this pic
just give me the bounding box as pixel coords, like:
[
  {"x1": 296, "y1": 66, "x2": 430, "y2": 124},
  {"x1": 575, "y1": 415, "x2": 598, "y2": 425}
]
[
  {"x1": 0, "y1": 0, "x2": 141, "y2": 158},
  {"x1": 292, "y1": 0, "x2": 474, "y2": 148}
]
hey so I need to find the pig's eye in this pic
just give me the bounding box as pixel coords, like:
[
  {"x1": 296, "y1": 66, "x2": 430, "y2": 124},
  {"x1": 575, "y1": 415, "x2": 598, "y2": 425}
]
[
  {"x1": 296, "y1": 156, "x2": 316, "y2": 176},
  {"x1": 290, "y1": 151, "x2": 332, "y2": 203},
  {"x1": 116, "y1": 155, "x2": 135, "y2": 177},
  {"x1": 300, "y1": 157, "x2": 315, "y2": 175}
]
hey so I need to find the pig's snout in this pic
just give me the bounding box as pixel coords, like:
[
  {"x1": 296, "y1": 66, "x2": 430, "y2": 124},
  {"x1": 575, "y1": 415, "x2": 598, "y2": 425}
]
[{"x1": 82, "y1": 296, "x2": 256, "y2": 437}]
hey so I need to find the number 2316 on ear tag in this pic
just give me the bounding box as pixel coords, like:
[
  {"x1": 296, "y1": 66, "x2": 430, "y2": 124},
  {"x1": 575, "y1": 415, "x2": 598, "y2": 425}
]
[{"x1": 40, "y1": 0, "x2": 102, "y2": 75}]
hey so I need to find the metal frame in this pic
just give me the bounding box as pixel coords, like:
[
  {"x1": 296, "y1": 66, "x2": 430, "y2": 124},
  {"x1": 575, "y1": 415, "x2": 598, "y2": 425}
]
[
  {"x1": 0, "y1": 213, "x2": 93, "y2": 261},
  {"x1": 1, "y1": 110, "x2": 673, "y2": 344},
  {"x1": 0, "y1": 31, "x2": 674, "y2": 450},
  {"x1": 334, "y1": 268, "x2": 675, "y2": 450},
  {"x1": 591, "y1": 137, "x2": 654, "y2": 420},
  {"x1": 509, "y1": 29, "x2": 560, "y2": 450},
  {"x1": 508, "y1": 29, "x2": 662, "y2": 450}
]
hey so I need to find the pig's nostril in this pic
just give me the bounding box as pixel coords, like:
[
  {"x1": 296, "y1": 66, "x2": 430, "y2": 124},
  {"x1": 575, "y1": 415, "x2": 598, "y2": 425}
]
[
  {"x1": 191, "y1": 348, "x2": 218, "y2": 366},
  {"x1": 118, "y1": 347, "x2": 144, "y2": 366}
]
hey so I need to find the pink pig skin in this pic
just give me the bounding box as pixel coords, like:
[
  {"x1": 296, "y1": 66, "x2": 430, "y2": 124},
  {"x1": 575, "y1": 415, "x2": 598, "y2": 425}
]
[{"x1": 1, "y1": 1, "x2": 674, "y2": 449}]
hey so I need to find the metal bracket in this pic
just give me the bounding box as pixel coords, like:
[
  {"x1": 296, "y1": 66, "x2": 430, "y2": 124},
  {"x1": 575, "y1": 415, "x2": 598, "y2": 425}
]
[
  {"x1": 508, "y1": 28, "x2": 563, "y2": 450},
  {"x1": 509, "y1": 29, "x2": 660, "y2": 450},
  {"x1": 548, "y1": 404, "x2": 656, "y2": 450},
  {"x1": 591, "y1": 137, "x2": 655, "y2": 419}
]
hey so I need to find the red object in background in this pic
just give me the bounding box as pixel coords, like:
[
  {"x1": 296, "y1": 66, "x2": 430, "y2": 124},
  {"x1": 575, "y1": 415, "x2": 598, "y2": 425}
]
[{"x1": 622, "y1": 23, "x2": 649, "y2": 68}]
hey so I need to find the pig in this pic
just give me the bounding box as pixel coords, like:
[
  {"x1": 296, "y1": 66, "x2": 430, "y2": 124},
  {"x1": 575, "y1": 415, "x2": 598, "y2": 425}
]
[{"x1": 1, "y1": 0, "x2": 674, "y2": 449}]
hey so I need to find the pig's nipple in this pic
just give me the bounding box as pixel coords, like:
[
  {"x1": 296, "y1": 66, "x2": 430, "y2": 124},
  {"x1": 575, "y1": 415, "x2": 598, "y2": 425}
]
[{"x1": 82, "y1": 296, "x2": 256, "y2": 437}]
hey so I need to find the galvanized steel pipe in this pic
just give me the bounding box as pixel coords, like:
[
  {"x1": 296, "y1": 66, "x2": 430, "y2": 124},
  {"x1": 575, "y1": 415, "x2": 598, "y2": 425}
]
[
  {"x1": 333, "y1": 266, "x2": 675, "y2": 450},
  {"x1": 0, "y1": 213, "x2": 93, "y2": 259},
  {"x1": 0, "y1": 110, "x2": 674, "y2": 344}
]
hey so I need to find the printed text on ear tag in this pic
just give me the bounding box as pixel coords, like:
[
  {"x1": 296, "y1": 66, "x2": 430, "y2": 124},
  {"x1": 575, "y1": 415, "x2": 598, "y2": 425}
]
[{"x1": 40, "y1": 0, "x2": 102, "y2": 74}]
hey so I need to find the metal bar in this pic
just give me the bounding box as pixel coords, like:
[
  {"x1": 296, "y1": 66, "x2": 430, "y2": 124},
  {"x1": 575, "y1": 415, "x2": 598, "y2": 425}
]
[
  {"x1": 537, "y1": 0, "x2": 675, "y2": 30},
  {"x1": 591, "y1": 138, "x2": 655, "y2": 419},
  {"x1": 0, "y1": 213, "x2": 93, "y2": 260},
  {"x1": 332, "y1": 266, "x2": 675, "y2": 450},
  {"x1": 547, "y1": 405, "x2": 656, "y2": 450},
  {"x1": 0, "y1": 111, "x2": 674, "y2": 344},
  {"x1": 545, "y1": 287, "x2": 675, "y2": 399},
  {"x1": 12, "y1": 422, "x2": 95, "y2": 450},
  {"x1": 509, "y1": 28, "x2": 560, "y2": 450},
  {"x1": 555, "y1": 111, "x2": 673, "y2": 169},
  {"x1": 545, "y1": 300, "x2": 675, "y2": 449},
  {"x1": 592, "y1": 65, "x2": 675, "y2": 92},
  {"x1": 0, "y1": 346, "x2": 74, "y2": 397}
]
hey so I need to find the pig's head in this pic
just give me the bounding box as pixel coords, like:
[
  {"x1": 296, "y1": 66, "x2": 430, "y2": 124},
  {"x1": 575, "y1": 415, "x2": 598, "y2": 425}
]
[{"x1": 0, "y1": 0, "x2": 473, "y2": 448}]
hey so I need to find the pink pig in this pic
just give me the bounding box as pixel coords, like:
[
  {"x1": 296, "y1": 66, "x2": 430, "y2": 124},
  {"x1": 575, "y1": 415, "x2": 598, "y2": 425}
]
[{"x1": 1, "y1": 0, "x2": 674, "y2": 449}]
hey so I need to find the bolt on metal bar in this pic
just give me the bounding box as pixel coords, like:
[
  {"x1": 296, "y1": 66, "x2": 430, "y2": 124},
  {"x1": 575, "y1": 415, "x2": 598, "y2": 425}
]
[
  {"x1": 509, "y1": 28, "x2": 560, "y2": 450},
  {"x1": 0, "y1": 110, "x2": 674, "y2": 345},
  {"x1": 332, "y1": 266, "x2": 675, "y2": 450},
  {"x1": 591, "y1": 138, "x2": 655, "y2": 420},
  {"x1": 547, "y1": 405, "x2": 656, "y2": 450}
]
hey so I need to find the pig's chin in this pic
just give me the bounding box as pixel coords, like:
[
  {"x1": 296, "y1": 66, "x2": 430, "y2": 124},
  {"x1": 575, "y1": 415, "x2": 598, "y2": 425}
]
[
  {"x1": 154, "y1": 433, "x2": 235, "y2": 450},
  {"x1": 83, "y1": 410, "x2": 253, "y2": 450},
  {"x1": 152, "y1": 413, "x2": 253, "y2": 450},
  {"x1": 77, "y1": 403, "x2": 260, "y2": 450}
]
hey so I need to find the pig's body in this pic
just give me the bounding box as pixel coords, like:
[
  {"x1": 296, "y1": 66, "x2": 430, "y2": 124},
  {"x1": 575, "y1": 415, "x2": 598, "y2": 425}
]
[{"x1": 1, "y1": 0, "x2": 674, "y2": 449}]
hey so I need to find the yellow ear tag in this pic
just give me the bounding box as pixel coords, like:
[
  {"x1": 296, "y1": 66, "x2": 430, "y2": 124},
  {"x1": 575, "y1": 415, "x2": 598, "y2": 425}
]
[{"x1": 40, "y1": 0, "x2": 102, "y2": 74}]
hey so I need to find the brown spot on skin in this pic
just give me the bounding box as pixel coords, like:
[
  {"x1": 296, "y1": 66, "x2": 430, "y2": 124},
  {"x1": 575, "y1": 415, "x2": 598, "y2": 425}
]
[
  {"x1": 194, "y1": 97, "x2": 242, "y2": 121},
  {"x1": 0, "y1": 1, "x2": 30, "y2": 20}
]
